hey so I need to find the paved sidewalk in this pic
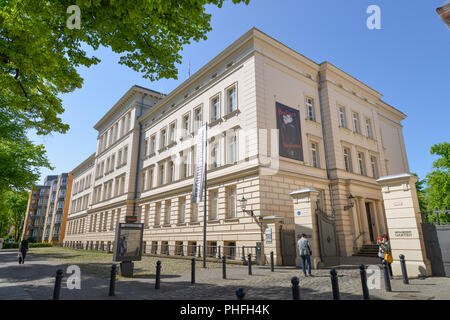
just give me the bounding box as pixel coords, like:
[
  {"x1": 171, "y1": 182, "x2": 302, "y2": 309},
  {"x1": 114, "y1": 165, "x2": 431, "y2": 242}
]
[{"x1": 0, "y1": 249, "x2": 449, "y2": 300}]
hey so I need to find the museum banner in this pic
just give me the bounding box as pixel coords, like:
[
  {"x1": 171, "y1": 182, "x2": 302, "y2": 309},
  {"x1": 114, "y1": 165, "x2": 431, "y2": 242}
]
[
  {"x1": 275, "y1": 102, "x2": 304, "y2": 161},
  {"x1": 191, "y1": 124, "x2": 207, "y2": 203}
]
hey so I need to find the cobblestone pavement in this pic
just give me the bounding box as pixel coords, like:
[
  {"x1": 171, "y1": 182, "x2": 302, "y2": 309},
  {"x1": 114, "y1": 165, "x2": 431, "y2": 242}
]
[{"x1": 0, "y1": 249, "x2": 449, "y2": 300}]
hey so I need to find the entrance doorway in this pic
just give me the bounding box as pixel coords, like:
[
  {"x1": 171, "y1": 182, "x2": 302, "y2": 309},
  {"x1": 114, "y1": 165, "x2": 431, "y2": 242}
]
[{"x1": 365, "y1": 202, "x2": 375, "y2": 243}]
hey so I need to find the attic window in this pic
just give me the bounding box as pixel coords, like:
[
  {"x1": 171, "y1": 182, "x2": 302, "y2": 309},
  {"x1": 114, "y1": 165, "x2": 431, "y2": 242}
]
[
  {"x1": 211, "y1": 73, "x2": 217, "y2": 79},
  {"x1": 305, "y1": 73, "x2": 312, "y2": 79},
  {"x1": 226, "y1": 61, "x2": 233, "y2": 68},
  {"x1": 195, "y1": 85, "x2": 200, "y2": 91},
  {"x1": 337, "y1": 83, "x2": 343, "y2": 88},
  {"x1": 184, "y1": 93, "x2": 189, "y2": 98}
]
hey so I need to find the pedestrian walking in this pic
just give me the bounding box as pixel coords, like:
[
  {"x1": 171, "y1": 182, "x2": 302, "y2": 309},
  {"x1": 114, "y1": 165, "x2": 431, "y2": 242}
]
[
  {"x1": 378, "y1": 234, "x2": 393, "y2": 279},
  {"x1": 297, "y1": 233, "x2": 313, "y2": 277},
  {"x1": 18, "y1": 238, "x2": 29, "y2": 264}
]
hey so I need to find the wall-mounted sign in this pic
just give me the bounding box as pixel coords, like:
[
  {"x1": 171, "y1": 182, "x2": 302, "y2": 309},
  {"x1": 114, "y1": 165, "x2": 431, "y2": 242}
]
[
  {"x1": 297, "y1": 211, "x2": 301, "y2": 216},
  {"x1": 393, "y1": 202, "x2": 403, "y2": 207},
  {"x1": 113, "y1": 223, "x2": 144, "y2": 262},
  {"x1": 394, "y1": 230, "x2": 413, "y2": 238},
  {"x1": 265, "y1": 227, "x2": 272, "y2": 244}
]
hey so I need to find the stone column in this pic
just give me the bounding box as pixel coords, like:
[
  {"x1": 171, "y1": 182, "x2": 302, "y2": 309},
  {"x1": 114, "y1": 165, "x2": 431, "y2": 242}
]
[
  {"x1": 358, "y1": 197, "x2": 371, "y2": 244},
  {"x1": 376, "y1": 200, "x2": 388, "y2": 236},
  {"x1": 290, "y1": 188, "x2": 321, "y2": 269},
  {"x1": 377, "y1": 173, "x2": 431, "y2": 277}
]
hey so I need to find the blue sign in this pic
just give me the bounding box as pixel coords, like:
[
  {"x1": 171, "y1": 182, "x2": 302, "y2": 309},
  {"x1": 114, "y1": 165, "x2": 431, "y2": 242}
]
[{"x1": 297, "y1": 211, "x2": 301, "y2": 216}]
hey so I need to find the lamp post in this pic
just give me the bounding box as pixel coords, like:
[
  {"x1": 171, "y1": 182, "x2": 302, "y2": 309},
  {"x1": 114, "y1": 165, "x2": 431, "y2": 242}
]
[
  {"x1": 344, "y1": 194, "x2": 355, "y2": 211},
  {"x1": 238, "y1": 196, "x2": 266, "y2": 265}
]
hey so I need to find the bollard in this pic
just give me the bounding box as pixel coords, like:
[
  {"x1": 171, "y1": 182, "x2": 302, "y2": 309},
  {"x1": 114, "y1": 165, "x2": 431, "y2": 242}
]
[
  {"x1": 191, "y1": 258, "x2": 196, "y2": 284},
  {"x1": 180, "y1": 244, "x2": 184, "y2": 256},
  {"x1": 399, "y1": 254, "x2": 409, "y2": 284},
  {"x1": 109, "y1": 264, "x2": 117, "y2": 296},
  {"x1": 382, "y1": 260, "x2": 392, "y2": 292},
  {"x1": 270, "y1": 251, "x2": 274, "y2": 272},
  {"x1": 359, "y1": 264, "x2": 370, "y2": 300},
  {"x1": 291, "y1": 276, "x2": 300, "y2": 300},
  {"x1": 330, "y1": 269, "x2": 340, "y2": 300},
  {"x1": 53, "y1": 269, "x2": 64, "y2": 300},
  {"x1": 218, "y1": 245, "x2": 221, "y2": 259},
  {"x1": 242, "y1": 246, "x2": 246, "y2": 261},
  {"x1": 155, "y1": 260, "x2": 161, "y2": 289},
  {"x1": 222, "y1": 255, "x2": 226, "y2": 279},
  {"x1": 198, "y1": 245, "x2": 201, "y2": 258},
  {"x1": 236, "y1": 288, "x2": 245, "y2": 300},
  {"x1": 248, "y1": 254, "x2": 252, "y2": 275}
]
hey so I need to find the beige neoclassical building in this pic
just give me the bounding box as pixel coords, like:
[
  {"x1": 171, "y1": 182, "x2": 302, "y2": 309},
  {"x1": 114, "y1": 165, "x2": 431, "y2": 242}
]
[{"x1": 64, "y1": 28, "x2": 411, "y2": 266}]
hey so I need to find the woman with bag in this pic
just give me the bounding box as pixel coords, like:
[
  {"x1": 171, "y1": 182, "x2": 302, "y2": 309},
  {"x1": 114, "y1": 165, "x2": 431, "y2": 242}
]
[{"x1": 380, "y1": 234, "x2": 393, "y2": 279}]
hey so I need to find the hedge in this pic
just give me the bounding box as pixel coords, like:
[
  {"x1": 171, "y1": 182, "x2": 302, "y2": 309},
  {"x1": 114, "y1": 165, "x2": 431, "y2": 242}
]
[{"x1": 2, "y1": 242, "x2": 53, "y2": 249}]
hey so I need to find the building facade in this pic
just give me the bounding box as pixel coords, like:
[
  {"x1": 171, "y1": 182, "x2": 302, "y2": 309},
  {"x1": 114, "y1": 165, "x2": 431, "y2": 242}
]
[
  {"x1": 21, "y1": 173, "x2": 72, "y2": 243},
  {"x1": 63, "y1": 28, "x2": 411, "y2": 265}
]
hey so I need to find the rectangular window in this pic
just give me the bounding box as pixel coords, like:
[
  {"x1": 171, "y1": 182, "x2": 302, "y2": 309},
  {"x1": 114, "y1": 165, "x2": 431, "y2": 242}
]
[
  {"x1": 160, "y1": 129, "x2": 166, "y2": 149},
  {"x1": 183, "y1": 114, "x2": 190, "y2": 136},
  {"x1": 211, "y1": 142, "x2": 220, "y2": 168},
  {"x1": 117, "y1": 150, "x2": 122, "y2": 167},
  {"x1": 311, "y1": 143, "x2": 320, "y2": 168},
  {"x1": 306, "y1": 97, "x2": 315, "y2": 121},
  {"x1": 123, "y1": 146, "x2": 128, "y2": 165},
  {"x1": 227, "y1": 86, "x2": 237, "y2": 113},
  {"x1": 358, "y1": 152, "x2": 366, "y2": 176},
  {"x1": 371, "y1": 156, "x2": 378, "y2": 178},
  {"x1": 159, "y1": 164, "x2": 165, "y2": 185},
  {"x1": 169, "y1": 161, "x2": 175, "y2": 182},
  {"x1": 179, "y1": 197, "x2": 186, "y2": 224},
  {"x1": 228, "y1": 135, "x2": 237, "y2": 164},
  {"x1": 228, "y1": 187, "x2": 237, "y2": 218},
  {"x1": 343, "y1": 148, "x2": 352, "y2": 172},
  {"x1": 353, "y1": 113, "x2": 361, "y2": 134},
  {"x1": 150, "y1": 135, "x2": 156, "y2": 155},
  {"x1": 211, "y1": 96, "x2": 220, "y2": 121},
  {"x1": 169, "y1": 122, "x2": 176, "y2": 143},
  {"x1": 209, "y1": 190, "x2": 218, "y2": 220},
  {"x1": 183, "y1": 156, "x2": 189, "y2": 178},
  {"x1": 365, "y1": 118, "x2": 373, "y2": 139},
  {"x1": 144, "y1": 138, "x2": 149, "y2": 156},
  {"x1": 195, "y1": 107, "x2": 202, "y2": 130},
  {"x1": 147, "y1": 169, "x2": 153, "y2": 189},
  {"x1": 338, "y1": 106, "x2": 347, "y2": 128}
]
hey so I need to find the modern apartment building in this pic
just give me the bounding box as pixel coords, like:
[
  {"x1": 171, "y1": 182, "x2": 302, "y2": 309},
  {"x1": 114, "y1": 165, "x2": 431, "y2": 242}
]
[
  {"x1": 21, "y1": 173, "x2": 72, "y2": 243},
  {"x1": 63, "y1": 28, "x2": 411, "y2": 265}
]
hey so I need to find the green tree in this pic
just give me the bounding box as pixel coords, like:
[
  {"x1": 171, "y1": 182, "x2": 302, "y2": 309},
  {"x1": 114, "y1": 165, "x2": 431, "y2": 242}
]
[
  {"x1": 0, "y1": 191, "x2": 10, "y2": 238},
  {"x1": 1, "y1": 0, "x2": 248, "y2": 191},
  {"x1": 4, "y1": 190, "x2": 29, "y2": 241},
  {"x1": 425, "y1": 142, "x2": 450, "y2": 211},
  {"x1": 413, "y1": 173, "x2": 428, "y2": 212}
]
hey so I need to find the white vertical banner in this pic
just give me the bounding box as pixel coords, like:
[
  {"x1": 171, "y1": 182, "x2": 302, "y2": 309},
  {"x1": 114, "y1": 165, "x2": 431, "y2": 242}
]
[{"x1": 191, "y1": 124, "x2": 207, "y2": 203}]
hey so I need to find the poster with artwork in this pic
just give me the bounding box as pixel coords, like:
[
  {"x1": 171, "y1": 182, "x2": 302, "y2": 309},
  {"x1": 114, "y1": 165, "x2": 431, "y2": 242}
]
[
  {"x1": 275, "y1": 102, "x2": 304, "y2": 161},
  {"x1": 113, "y1": 223, "x2": 144, "y2": 262}
]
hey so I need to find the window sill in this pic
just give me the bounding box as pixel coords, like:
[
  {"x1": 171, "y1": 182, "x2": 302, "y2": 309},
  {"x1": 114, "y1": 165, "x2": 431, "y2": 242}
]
[
  {"x1": 153, "y1": 225, "x2": 161, "y2": 228},
  {"x1": 338, "y1": 125, "x2": 352, "y2": 133},
  {"x1": 189, "y1": 222, "x2": 201, "y2": 226},
  {"x1": 224, "y1": 217, "x2": 239, "y2": 223},
  {"x1": 305, "y1": 118, "x2": 320, "y2": 125},
  {"x1": 208, "y1": 118, "x2": 223, "y2": 127},
  {"x1": 176, "y1": 223, "x2": 187, "y2": 226},
  {"x1": 167, "y1": 141, "x2": 176, "y2": 148},
  {"x1": 162, "y1": 224, "x2": 171, "y2": 228},
  {"x1": 207, "y1": 219, "x2": 220, "y2": 224},
  {"x1": 223, "y1": 109, "x2": 240, "y2": 120}
]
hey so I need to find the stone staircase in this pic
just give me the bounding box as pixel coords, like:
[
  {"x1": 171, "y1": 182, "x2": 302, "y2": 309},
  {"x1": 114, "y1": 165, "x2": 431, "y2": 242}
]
[{"x1": 353, "y1": 244, "x2": 379, "y2": 258}]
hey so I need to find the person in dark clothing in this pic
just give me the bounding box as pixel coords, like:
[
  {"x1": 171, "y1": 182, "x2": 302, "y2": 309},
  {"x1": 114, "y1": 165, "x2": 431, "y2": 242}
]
[{"x1": 18, "y1": 238, "x2": 29, "y2": 264}]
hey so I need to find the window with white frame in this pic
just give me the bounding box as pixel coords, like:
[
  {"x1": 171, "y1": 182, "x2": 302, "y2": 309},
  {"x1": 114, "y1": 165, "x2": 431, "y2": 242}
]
[
  {"x1": 310, "y1": 142, "x2": 320, "y2": 168},
  {"x1": 123, "y1": 146, "x2": 128, "y2": 165},
  {"x1": 169, "y1": 122, "x2": 176, "y2": 144},
  {"x1": 183, "y1": 113, "x2": 190, "y2": 136},
  {"x1": 211, "y1": 95, "x2": 220, "y2": 121},
  {"x1": 358, "y1": 152, "x2": 366, "y2": 176},
  {"x1": 209, "y1": 190, "x2": 218, "y2": 220},
  {"x1": 194, "y1": 106, "x2": 203, "y2": 130},
  {"x1": 211, "y1": 142, "x2": 220, "y2": 168},
  {"x1": 160, "y1": 129, "x2": 166, "y2": 149},
  {"x1": 143, "y1": 138, "x2": 149, "y2": 156},
  {"x1": 164, "y1": 200, "x2": 171, "y2": 225},
  {"x1": 343, "y1": 148, "x2": 352, "y2": 172},
  {"x1": 169, "y1": 161, "x2": 175, "y2": 182},
  {"x1": 159, "y1": 164, "x2": 165, "y2": 185},
  {"x1": 147, "y1": 168, "x2": 153, "y2": 189},
  {"x1": 365, "y1": 118, "x2": 373, "y2": 139},
  {"x1": 178, "y1": 197, "x2": 186, "y2": 224},
  {"x1": 306, "y1": 97, "x2": 316, "y2": 121},
  {"x1": 227, "y1": 85, "x2": 237, "y2": 113},
  {"x1": 150, "y1": 135, "x2": 156, "y2": 155},
  {"x1": 370, "y1": 156, "x2": 378, "y2": 178},
  {"x1": 228, "y1": 134, "x2": 237, "y2": 164},
  {"x1": 338, "y1": 106, "x2": 347, "y2": 128},
  {"x1": 183, "y1": 155, "x2": 189, "y2": 178},
  {"x1": 227, "y1": 186, "x2": 237, "y2": 218},
  {"x1": 352, "y1": 112, "x2": 361, "y2": 134}
]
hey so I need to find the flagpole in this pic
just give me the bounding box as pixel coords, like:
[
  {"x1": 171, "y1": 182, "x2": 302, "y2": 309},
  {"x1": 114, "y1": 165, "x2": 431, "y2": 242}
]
[{"x1": 203, "y1": 123, "x2": 207, "y2": 268}]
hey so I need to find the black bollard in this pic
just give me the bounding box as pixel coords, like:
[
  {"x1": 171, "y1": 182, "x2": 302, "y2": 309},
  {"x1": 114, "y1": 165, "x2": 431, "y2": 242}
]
[
  {"x1": 191, "y1": 258, "x2": 196, "y2": 284},
  {"x1": 382, "y1": 260, "x2": 392, "y2": 292},
  {"x1": 222, "y1": 255, "x2": 227, "y2": 279},
  {"x1": 181, "y1": 244, "x2": 184, "y2": 256},
  {"x1": 155, "y1": 260, "x2": 161, "y2": 289},
  {"x1": 242, "y1": 246, "x2": 245, "y2": 261},
  {"x1": 248, "y1": 254, "x2": 252, "y2": 275},
  {"x1": 53, "y1": 269, "x2": 64, "y2": 300},
  {"x1": 198, "y1": 245, "x2": 201, "y2": 258},
  {"x1": 270, "y1": 251, "x2": 275, "y2": 272},
  {"x1": 399, "y1": 254, "x2": 409, "y2": 284},
  {"x1": 109, "y1": 264, "x2": 117, "y2": 296},
  {"x1": 236, "y1": 288, "x2": 245, "y2": 300},
  {"x1": 330, "y1": 269, "x2": 340, "y2": 300},
  {"x1": 218, "y1": 245, "x2": 221, "y2": 259},
  {"x1": 291, "y1": 276, "x2": 300, "y2": 300},
  {"x1": 359, "y1": 264, "x2": 370, "y2": 300}
]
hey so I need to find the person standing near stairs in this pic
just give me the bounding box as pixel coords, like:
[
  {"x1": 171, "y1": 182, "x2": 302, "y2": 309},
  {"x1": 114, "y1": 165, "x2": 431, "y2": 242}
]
[{"x1": 378, "y1": 234, "x2": 393, "y2": 279}]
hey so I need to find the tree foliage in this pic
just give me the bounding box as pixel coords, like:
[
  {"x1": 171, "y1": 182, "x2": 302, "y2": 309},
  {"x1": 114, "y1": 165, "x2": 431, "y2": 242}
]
[
  {"x1": 424, "y1": 142, "x2": 450, "y2": 210},
  {"x1": 0, "y1": 0, "x2": 248, "y2": 191}
]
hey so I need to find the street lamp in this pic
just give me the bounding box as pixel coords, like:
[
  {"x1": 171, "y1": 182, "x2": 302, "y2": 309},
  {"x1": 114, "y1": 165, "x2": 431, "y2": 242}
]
[
  {"x1": 344, "y1": 194, "x2": 355, "y2": 211},
  {"x1": 238, "y1": 196, "x2": 266, "y2": 265}
]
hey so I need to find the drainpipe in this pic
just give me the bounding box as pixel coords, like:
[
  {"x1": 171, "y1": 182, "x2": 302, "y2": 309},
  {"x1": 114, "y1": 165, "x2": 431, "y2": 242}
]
[
  {"x1": 317, "y1": 71, "x2": 335, "y2": 217},
  {"x1": 132, "y1": 93, "x2": 147, "y2": 218}
]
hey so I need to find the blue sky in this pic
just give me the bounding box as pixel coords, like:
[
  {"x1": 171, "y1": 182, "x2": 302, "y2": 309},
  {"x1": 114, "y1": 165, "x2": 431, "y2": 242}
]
[{"x1": 31, "y1": 0, "x2": 449, "y2": 184}]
